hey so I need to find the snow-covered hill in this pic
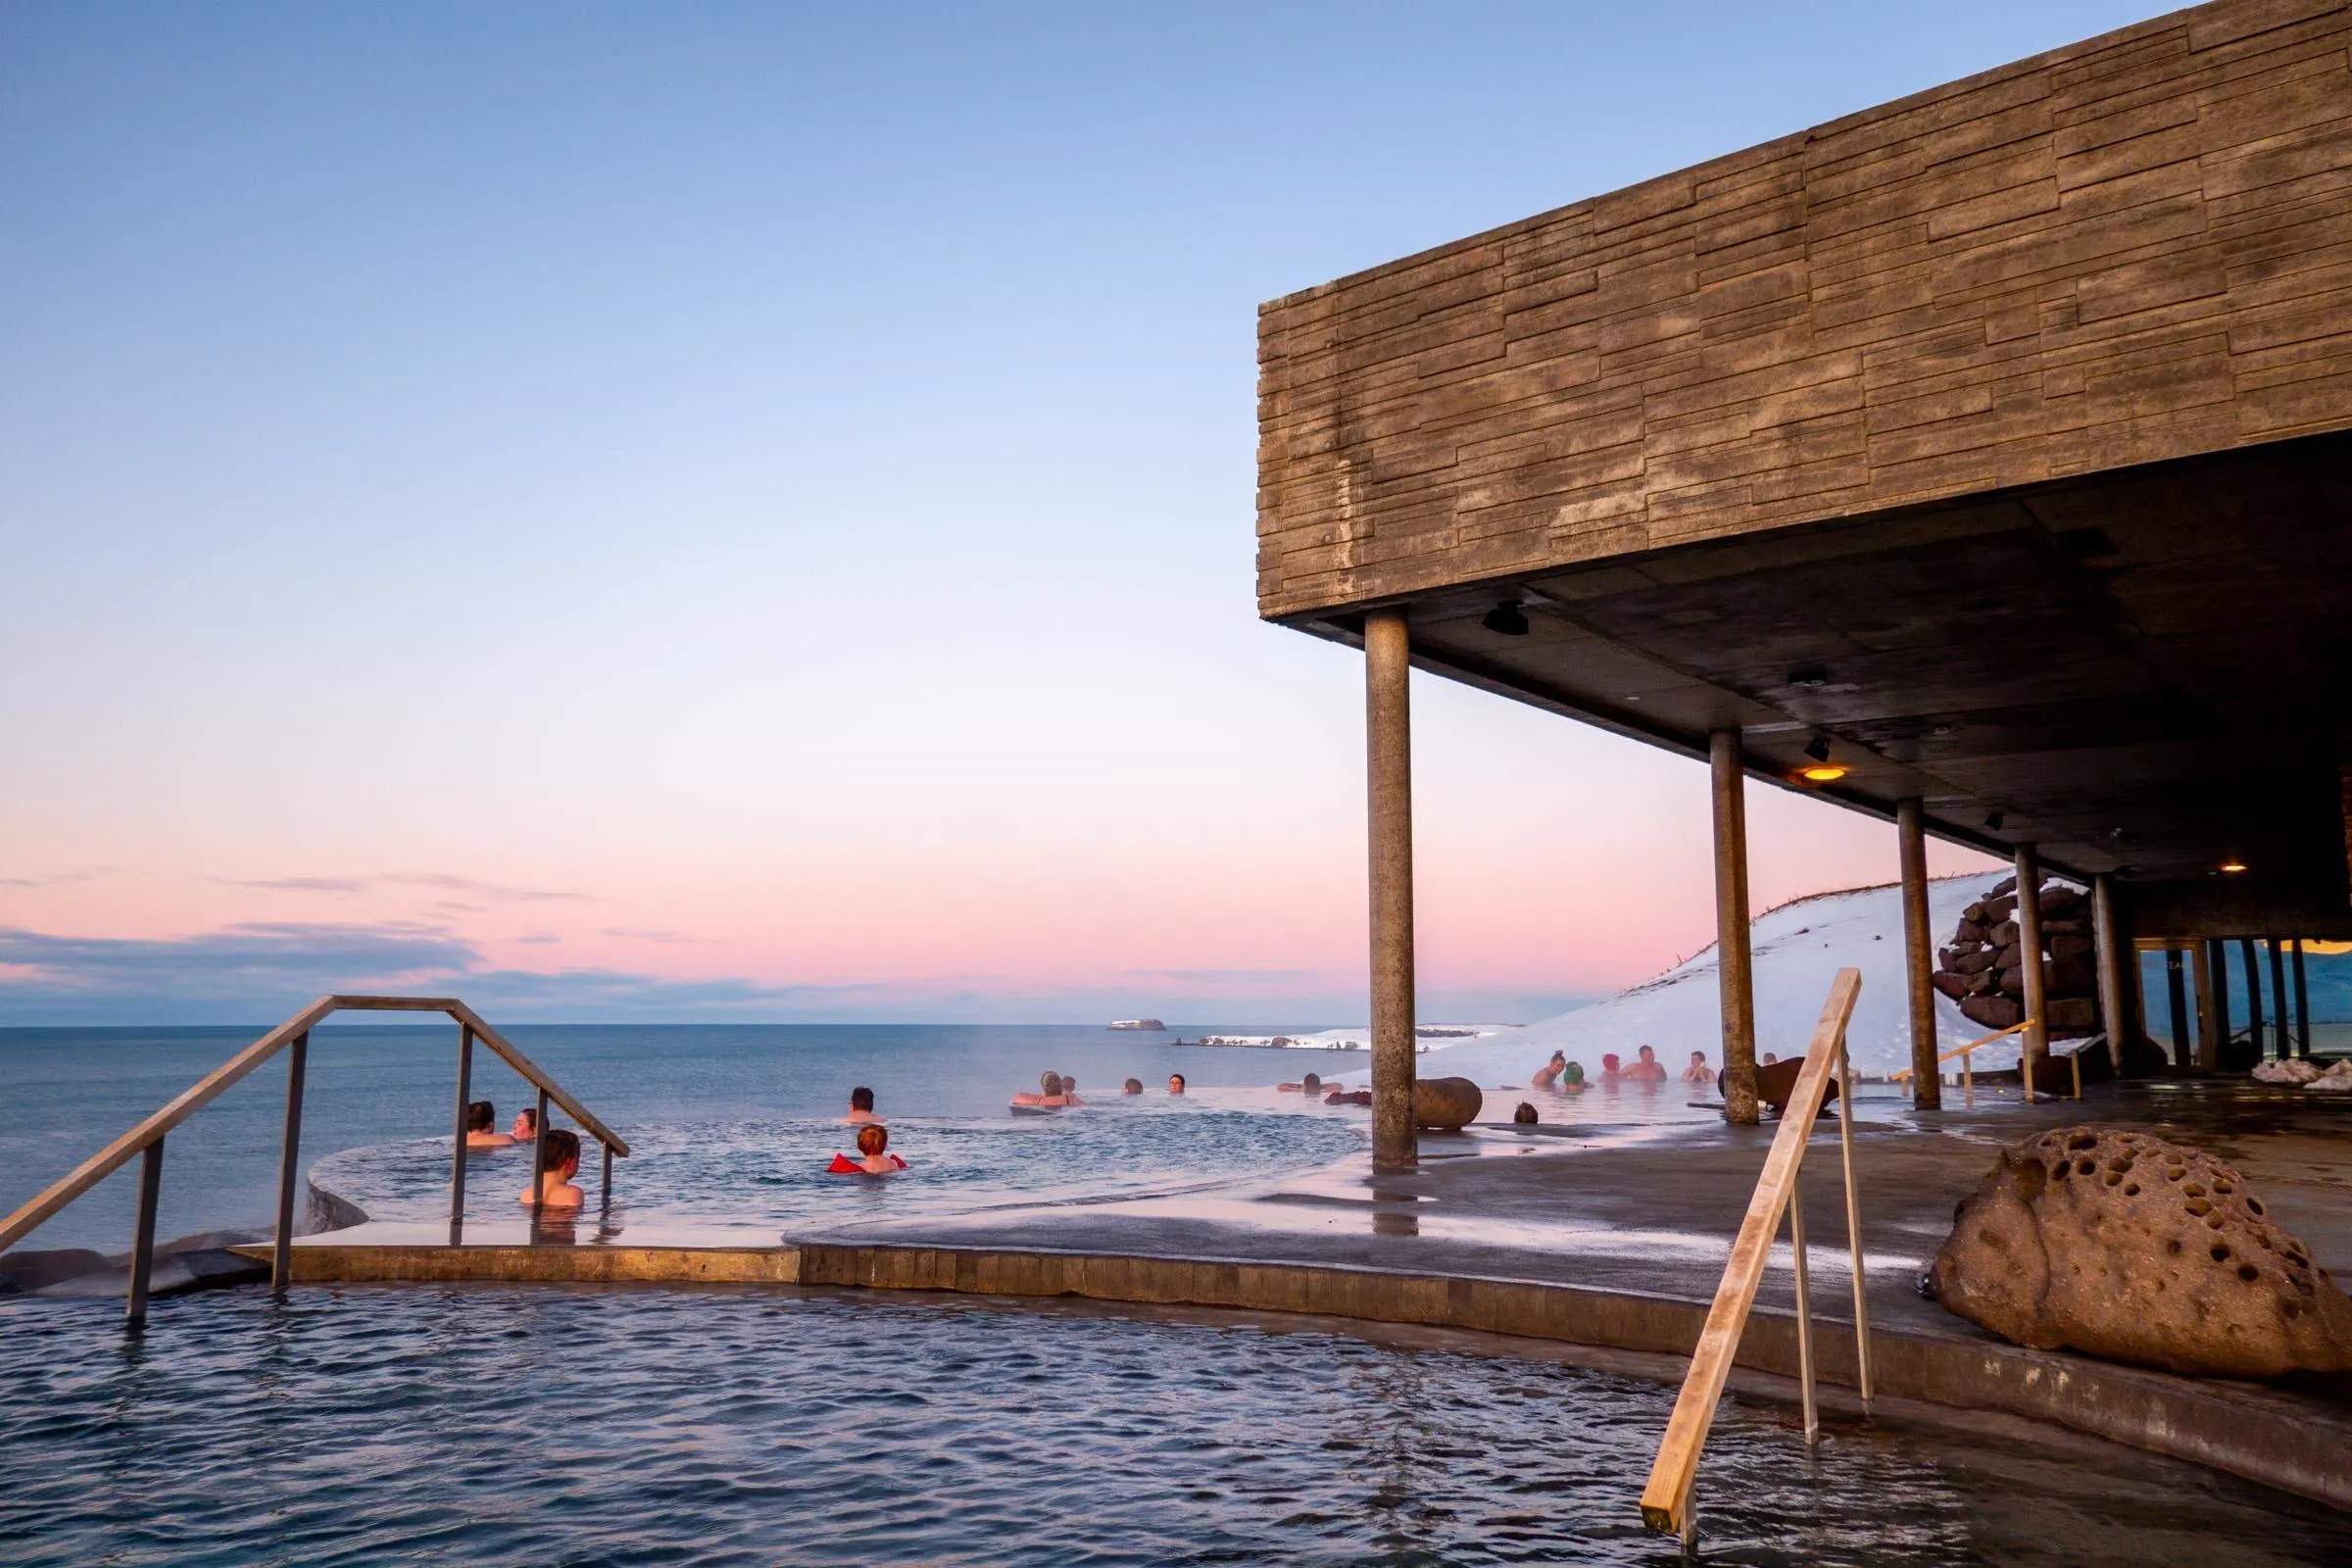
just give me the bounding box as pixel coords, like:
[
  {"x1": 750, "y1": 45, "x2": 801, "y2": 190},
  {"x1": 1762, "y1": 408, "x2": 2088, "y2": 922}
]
[{"x1": 1350, "y1": 869, "x2": 2016, "y2": 1086}]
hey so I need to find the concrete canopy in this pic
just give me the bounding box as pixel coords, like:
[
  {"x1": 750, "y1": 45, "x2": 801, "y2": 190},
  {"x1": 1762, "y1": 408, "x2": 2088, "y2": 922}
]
[{"x1": 1256, "y1": 0, "x2": 2352, "y2": 935}]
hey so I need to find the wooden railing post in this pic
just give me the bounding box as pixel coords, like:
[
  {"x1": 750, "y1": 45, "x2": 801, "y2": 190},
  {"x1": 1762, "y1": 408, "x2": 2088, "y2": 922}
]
[
  {"x1": 1835, "y1": 1031, "x2": 1872, "y2": 1406},
  {"x1": 450, "y1": 1022, "x2": 474, "y2": 1234},
  {"x1": 1788, "y1": 1179, "x2": 1818, "y2": 1447},
  {"x1": 270, "y1": 1031, "x2": 308, "y2": 1297},
  {"x1": 124, "y1": 1137, "x2": 164, "y2": 1333}
]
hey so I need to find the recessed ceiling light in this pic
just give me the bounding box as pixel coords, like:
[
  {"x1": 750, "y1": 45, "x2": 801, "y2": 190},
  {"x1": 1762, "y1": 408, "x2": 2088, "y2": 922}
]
[
  {"x1": 1482, "y1": 601, "x2": 1530, "y2": 636},
  {"x1": 2220, "y1": 858, "x2": 2247, "y2": 874},
  {"x1": 1799, "y1": 763, "x2": 1849, "y2": 782}
]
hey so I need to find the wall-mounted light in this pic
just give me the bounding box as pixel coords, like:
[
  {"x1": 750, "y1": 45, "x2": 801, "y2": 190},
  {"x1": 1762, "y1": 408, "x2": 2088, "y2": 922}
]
[{"x1": 1482, "y1": 601, "x2": 1530, "y2": 636}]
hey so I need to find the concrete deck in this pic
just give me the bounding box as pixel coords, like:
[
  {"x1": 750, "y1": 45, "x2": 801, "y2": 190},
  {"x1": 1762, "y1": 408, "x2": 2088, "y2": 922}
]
[{"x1": 251, "y1": 1081, "x2": 2352, "y2": 1511}]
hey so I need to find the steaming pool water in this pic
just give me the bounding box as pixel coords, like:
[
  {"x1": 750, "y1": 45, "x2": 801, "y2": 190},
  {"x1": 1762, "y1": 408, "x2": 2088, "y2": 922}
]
[{"x1": 4, "y1": 1285, "x2": 2347, "y2": 1567}]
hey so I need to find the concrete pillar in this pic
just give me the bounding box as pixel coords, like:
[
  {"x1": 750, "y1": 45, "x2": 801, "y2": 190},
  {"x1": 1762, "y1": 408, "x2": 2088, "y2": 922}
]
[
  {"x1": 2165, "y1": 947, "x2": 2189, "y2": 1066},
  {"x1": 2209, "y1": 938, "x2": 2231, "y2": 1060},
  {"x1": 1363, "y1": 608, "x2": 1417, "y2": 1172},
  {"x1": 2091, "y1": 873, "x2": 2129, "y2": 1075},
  {"x1": 2292, "y1": 939, "x2": 2312, "y2": 1058},
  {"x1": 1896, "y1": 799, "x2": 1938, "y2": 1108},
  {"x1": 2014, "y1": 846, "x2": 2047, "y2": 1099},
  {"x1": 2240, "y1": 939, "x2": 2265, "y2": 1061},
  {"x1": 2269, "y1": 939, "x2": 2290, "y2": 1058},
  {"x1": 2191, "y1": 940, "x2": 2219, "y2": 1070},
  {"x1": 1711, "y1": 729, "x2": 1758, "y2": 1126}
]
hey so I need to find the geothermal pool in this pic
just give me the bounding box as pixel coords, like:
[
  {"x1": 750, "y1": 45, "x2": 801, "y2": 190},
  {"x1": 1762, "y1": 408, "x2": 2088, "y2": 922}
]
[{"x1": 4, "y1": 1286, "x2": 2347, "y2": 1566}]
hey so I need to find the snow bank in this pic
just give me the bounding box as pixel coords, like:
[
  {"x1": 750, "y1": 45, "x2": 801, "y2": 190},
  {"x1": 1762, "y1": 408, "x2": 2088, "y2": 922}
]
[{"x1": 1346, "y1": 870, "x2": 2016, "y2": 1085}]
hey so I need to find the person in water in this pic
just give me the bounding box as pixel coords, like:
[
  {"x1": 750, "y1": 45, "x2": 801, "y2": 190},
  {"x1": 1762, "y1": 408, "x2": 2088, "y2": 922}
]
[
  {"x1": 1011, "y1": 1071, "x2": 1062, "y2": 1108},
  {"x1": 844, "y1": 1086, "x2": 880, "y2": 1125},
  {"x1": 1055, "y1": 1075, "x2": 1084, "y2": 1106},
  {"x1": 1599, "y1": 1053, "x2": 1623, "y2": 1082},
  {"x1": 852, "y1": 1122, "x2": 906, "y2": 1173},
  {"x1": 512, "y1": 1106, "x2": 538, "y2": 1143},
  {"x1": 1558, "y1": 1060, "x2": 1587, "y2": 1093},
  {"x1": 1122, "y1": 1078, "x2": 1144, "y2": 1095},
  {"x1": 1168, "y1": 1073, "x2": 1187, "y2": 1096},
  {"x1": 520, "y1": 1128, "x2": 583, "y2": 1208},
  {"x1": 1681, "y1": 1051, "x2": 1711, "y2": 1085},
  {"x1": 1532, "y1": 1051, "x2": 1568, "y2": 1090},
  {"x1": 1513, "y1": 1102, "x2": 1540, "y2": 1125},
  {"x1": 465, "y1": 1101, "x2": 513, "y2": 1149},
  {"x1": 1627, "y1": 1045, "x2": 1668, "y2": 1084}
]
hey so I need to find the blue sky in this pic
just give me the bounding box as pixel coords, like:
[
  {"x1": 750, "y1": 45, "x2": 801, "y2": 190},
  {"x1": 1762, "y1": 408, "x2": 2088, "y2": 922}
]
[{"x1": 0, "y1": 2, "x2": 2158, "y2": 1023}]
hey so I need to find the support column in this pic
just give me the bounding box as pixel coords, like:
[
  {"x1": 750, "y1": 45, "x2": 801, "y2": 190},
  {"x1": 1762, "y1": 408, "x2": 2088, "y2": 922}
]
[
  {"x1": 1896, "y1": 799, "x2": 1938, "y2": 1109},
  {"x1": 2014, "y1": 846, "x2": 2047, "y2": 1100},
  {"x1": 2269, "y1": 939, "x2": 2290, "y2": 1058},
  {"x1": 2240, "y1": 939, "x2": 2265, "y2": 1062},
  {"x1": 2165, "y1": 947, "x2": 2189, "y2": 1067},
  {"x1": 2292, "y1": 939, "x2": 2312, "y2": 1058},
  {"x1": 2191, "y1": 940, "x2": 2218, "y2": 1070},
  {"x1": 1364, "y1": 608, "x2": 1417, "y2": 1172},
  {"x1": 1711, "y1": 729, "x2": 1758, "y2": 1126},
  {"x1": 2091, "y1": 873, "x2": 2129, "y2": 1075},
  {"x1": 2209, "y1": 938, "x2": 2231, "y2": 1061}
]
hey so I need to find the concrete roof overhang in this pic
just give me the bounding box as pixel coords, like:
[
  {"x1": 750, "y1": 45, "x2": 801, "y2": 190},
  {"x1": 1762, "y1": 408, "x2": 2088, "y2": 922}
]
[{"x1": 1278, "y1": 429, "x2": 2352, "y2": 932}]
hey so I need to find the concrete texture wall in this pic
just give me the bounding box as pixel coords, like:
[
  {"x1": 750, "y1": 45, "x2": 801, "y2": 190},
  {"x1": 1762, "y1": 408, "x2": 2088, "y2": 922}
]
[{"x1": 1256, "y1": 0, "x2": 2352, "y2": 620}]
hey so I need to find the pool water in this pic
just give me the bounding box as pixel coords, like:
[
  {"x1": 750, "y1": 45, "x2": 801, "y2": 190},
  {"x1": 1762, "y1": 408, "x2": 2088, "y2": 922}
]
[
  {"x1": 311, "y1": 1100, "x2": 1370, "y2": 1232},
  {"x1": 3, "y1": 1286, "x2": 2345, "y2": 1567}
]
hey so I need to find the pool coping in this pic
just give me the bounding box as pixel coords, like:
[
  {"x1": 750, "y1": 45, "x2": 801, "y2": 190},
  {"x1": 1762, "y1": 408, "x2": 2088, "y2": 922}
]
[{"x1": 233, "y1": 1236, "x2": 2352, "y2": 1514}]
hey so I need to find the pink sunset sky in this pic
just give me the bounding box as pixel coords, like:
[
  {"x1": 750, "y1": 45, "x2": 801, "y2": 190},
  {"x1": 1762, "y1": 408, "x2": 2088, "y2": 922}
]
[{"x1": 0, "y1": 2, "x2": 2093, "y2": 1023}]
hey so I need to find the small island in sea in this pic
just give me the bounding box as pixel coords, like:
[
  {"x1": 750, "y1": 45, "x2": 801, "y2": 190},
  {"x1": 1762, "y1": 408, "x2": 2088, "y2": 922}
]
[{"x1": 1106, "y1": 1018, "x2": 1166, "y2": 1031}]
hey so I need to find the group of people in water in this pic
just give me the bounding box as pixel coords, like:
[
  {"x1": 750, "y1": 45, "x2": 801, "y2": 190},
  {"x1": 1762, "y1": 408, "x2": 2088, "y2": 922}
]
[
  {"x1": 821, "y1": 1071, "x2": 1195, "y2": 1178},
  {"x1": 459, "y1": 1100, "x2": 587, "y2": 1208},
  {"x1": 1526, "y1": 1044, "x2": 1711, "y2": 1093}
]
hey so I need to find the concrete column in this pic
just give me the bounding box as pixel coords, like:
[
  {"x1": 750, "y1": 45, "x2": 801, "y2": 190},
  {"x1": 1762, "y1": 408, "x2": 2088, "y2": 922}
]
[
  {"x1": 1364, "y1": 608, "x2": 1417, "y2": 1172},
  {"x1": 2190, "y1": 940, "x2": 2218, "y2": 1070},
  {"x1": 1711, "y1": 729, "x2": 1758, "y2": 1126},
  {"x1": 2165, "y1": 947, "x2": 2189, "y2": 1066},
  {"x1": 2239, "y1": 939, "x2": 2265, "y2": 1061},
  {"x1": 2269, "y1": 939, "x2": 2290, "y2": 1058},
  {"x1": 2013, "y1": 846, "x2": 2047, "y2": 1099},
  {"x1": 1896, "y1": 799, "x2": 1938, "y2": 1108},
  {"x1": 2292, "y1": 939, "x2": 2312, "y2": 1058},
  {"x1": 2209, "y1": 938, "x2": 2231, "y2": 1060},
  {"x1": 2091, "y1": 873, "x2": 2129, "y2": 1074}
]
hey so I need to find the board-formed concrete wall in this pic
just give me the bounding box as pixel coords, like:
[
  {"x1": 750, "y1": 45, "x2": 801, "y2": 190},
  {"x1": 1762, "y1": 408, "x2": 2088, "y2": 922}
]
[{"x1": 1256, "y1": 0, "x2": 2352, "y2": 621}]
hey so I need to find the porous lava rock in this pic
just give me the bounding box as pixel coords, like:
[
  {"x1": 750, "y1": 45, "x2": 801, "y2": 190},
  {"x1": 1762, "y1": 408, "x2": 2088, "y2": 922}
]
[
  {"x1": 1930, "y1": 1125, "x2": 2352, "y2": 1377},
  {"x1": 1412, "y1": 1076, "x2": 1483, "y2": 1130}
]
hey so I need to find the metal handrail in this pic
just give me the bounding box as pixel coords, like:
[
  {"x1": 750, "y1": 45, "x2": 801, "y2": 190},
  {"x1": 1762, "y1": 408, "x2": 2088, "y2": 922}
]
[
  {"x1": 1640, "y1": 967, "x2": 1869, "y2": 1549},
  {"x1": 0, "y1": 995, "x2": 629, "y2": 1329}
]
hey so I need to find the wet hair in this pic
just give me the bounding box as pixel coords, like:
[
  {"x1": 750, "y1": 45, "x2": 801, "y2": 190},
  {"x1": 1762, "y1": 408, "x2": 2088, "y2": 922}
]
[
  {"x1": 466, "y1": 1101, "x2": 495, "y2": 1133},
  {"x1": 539, "y1": 1128, "x2": 580, "y2": 1177},
  {"x1": 1122, "y1": 1078, "x2": 1144, "y2": 1095},
  {"x1": 857, "y1": 1124, "x2": 888, "y2": 1156},
  {"x1": 1042, "y1": 1072, "x2": 1065, "y2": 1097},
  {"x1": 1301, "y1": 1073, "x2": 1322, "y2": 1092},
  {"x1": 1168, "y1": 1073, "x2": 1186, "y2": 1091},
  {"x1": 850, "y1": 1086, "x2": 875, "y2": 1112},
  {"x1": 1514, "y1": 1102, "x2": 1540, "y2": 1125}
]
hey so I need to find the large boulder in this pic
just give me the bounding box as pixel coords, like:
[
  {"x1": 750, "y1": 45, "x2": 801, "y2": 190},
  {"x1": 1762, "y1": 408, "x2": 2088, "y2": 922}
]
[
  {"x1": 1412, "y1": 1076, "x2": 1483, "y2": 1130},
  {"x1": 1961, "y1": 994, "x2": 2023, "y2": 1031},
  {"x1": 1929, "y1": 1126, "x2": 2352, "y2": 1377}
]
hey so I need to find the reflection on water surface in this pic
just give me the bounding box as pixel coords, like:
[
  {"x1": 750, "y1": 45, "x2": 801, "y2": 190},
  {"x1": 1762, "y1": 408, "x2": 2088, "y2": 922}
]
[{"x1": 2, "y1": 1287, "x2": 2344, "y2": 1567}]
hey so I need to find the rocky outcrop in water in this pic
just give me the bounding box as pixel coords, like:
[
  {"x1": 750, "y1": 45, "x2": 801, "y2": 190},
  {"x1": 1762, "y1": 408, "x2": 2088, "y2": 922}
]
[
  {"x1": 1412, "y1": 1076, "x2": 1483, "y2": 1130},
  {"x1": 1930, "y1": 874, "x2": 2101, "y2": 1037},
  {"x1": 1930, "y1": 1126, "x2": 2352, "y2": 1378}
]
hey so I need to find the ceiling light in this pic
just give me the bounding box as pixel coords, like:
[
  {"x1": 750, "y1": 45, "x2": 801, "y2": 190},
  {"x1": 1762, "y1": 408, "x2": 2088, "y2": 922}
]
[
  {"x1": 1803, "y1": 736, "x2": 1832, "y2": 763},
  {"x1": 1482, "y1": 601, "x2": 1530, "y2": 636},
  {"x1": 1798, "y1": 763, "x2": 1849, "y2": 783},
  {"x1": 2220, "y1": 858, "x2": 2247, "y2": 874}
]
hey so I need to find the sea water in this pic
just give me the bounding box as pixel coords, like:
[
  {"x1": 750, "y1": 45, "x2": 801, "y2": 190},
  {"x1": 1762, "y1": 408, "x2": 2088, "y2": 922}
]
[{"x1": 0, "y1": 1023, "x2": 1366, "y2": 1252}]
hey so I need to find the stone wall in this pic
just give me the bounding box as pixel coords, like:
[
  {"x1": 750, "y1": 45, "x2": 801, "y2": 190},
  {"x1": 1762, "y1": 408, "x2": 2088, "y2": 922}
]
[{"x1": 1931, "y1": 874, "x2": 2101, "y2": 1036}]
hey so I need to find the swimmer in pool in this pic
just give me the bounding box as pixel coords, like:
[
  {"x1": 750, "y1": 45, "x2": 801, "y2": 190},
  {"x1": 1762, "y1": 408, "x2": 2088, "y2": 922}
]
[
  {"x1": 1681, "y1": 1051, "x2": 1711, "y2": 1086},
  {"x1": 844, "y1": 1086, "x2": 880, "y2": 1125},
  {"x1": 1627, "y1": 1045, "x2": 1668, "y2": 1084},
  {"x1": 1513, "y1": 1102, "x2": 1540, "y2": 1125},
  {"x1": 512, "y1": 1106, "x2": 538, "y2": 1143},
  {"x1": 1558, "y1": 1060, "x2": 1587, "y2": 1094},
  {"x1": 852, "y1": 1122, "x2": 906, "y2": 1174},
  {"x1": 1532, "y1": 1052, "x2": 1568, "y2": 1090},
  {"x1": 1599, "y1": 1053, "x2": 1623, "y2": 1082},
  {"x1": 519, "y1": 1128, "x2": 583, "y2": 1208},
  {"x1": 1055, "y1": 1075, "x2": 1084, "y2": 1107},
  {"x1": 1122, "y1": 1078, "x2": 1144, "y2": 1095},
  {"x1": 465, "y1": 1101, "x2": 513, "y2": 1149},
  {"x1": 1168, "y1": 1073, "x2": 1186, "y2": 1096},
  {"x1": 1011, "y1": 1071, "x2": 1061, "y2": 1108}
]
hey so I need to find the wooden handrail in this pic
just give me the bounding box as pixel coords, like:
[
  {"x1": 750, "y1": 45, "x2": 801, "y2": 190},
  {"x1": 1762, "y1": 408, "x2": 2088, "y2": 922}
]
[
  {"x1": 1886, "y1": 1017, "x2": 2034, "y2": 1081},
  {"x1": 1641, "y1": 966, "x2": 1863, "y2": 1544},
  {"x1": 0, "y1": 995, "x2": 628, "y2": 1257}
]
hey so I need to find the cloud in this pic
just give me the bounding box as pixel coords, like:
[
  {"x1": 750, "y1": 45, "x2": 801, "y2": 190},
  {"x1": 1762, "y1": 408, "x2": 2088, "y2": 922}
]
[
  {"x1": 0, "y1": 921, "x2": 477, "y2": 1013},
  {"x1": 601, "y1": 927, "x2": 711, "y2": 945},
  {"x1": 213, "y1": 873, "x2": 590, "y2": 904},
  {"x1": 1123, "y1": 966, "x2": 1326, "y2": 985}
]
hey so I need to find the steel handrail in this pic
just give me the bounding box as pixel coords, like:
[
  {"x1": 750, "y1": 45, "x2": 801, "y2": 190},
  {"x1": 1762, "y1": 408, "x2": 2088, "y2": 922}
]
[
  {"x1": 0, "y1": 995, "x2": 629, "y2": 1328},
  {"x1": 1640, "y1": 967, "x2": 1868, "y2": 1548}
]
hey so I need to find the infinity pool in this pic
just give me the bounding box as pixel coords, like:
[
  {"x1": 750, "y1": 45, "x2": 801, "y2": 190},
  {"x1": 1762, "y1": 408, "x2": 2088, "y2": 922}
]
[{"x1": 4, "y1": 1286, "x2": 2345, "y2": 1566}]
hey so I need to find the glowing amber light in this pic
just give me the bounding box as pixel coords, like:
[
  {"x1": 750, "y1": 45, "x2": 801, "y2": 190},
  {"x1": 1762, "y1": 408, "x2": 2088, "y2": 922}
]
[
  {"x1": 1798, "y1": 764, "x2": 1850, "y2": 782},
  {"x1": 2220, "y1": 859, "x2": 2248, "y2": 873}
]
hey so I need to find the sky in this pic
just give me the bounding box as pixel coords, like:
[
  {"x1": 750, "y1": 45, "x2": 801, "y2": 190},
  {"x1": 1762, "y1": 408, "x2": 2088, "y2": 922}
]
[{"x1": 0, "y1": 1, "x2": 2166, "y2": 1025}]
